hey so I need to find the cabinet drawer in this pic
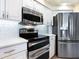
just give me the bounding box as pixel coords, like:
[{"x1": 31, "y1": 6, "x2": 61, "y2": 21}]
[
  {"x1": 0, "y1": 43, "x2": 27, "y2": 58},
  {"x1": 3, "y1": 51, "x2": 27, "y2": 59}
]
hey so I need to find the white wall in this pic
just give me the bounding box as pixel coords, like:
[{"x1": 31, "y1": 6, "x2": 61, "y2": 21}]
[{"x1": 0, "y1": 19, "x2": 19, "y2": 39}]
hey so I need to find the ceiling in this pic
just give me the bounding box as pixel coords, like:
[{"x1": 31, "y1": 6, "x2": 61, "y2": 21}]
[
  {"x1": 45, "y1": 0, "x2": 79, "y2": 6},
  {"x1": 34, "y1": 0, "x2": 79, "y2": 11}
]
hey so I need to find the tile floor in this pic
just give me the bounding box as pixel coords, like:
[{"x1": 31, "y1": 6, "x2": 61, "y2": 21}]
[
  {"x1": 52, "y1": 56, "x2": 64, "y2": 59},
  {"x1": 52, "y1": 56, "x2": 79, "y2": 59}
]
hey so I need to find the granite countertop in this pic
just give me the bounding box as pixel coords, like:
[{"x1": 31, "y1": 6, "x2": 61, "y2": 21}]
[{"x1": 0, "y1": 37, "x2": 28, "y2": 49}]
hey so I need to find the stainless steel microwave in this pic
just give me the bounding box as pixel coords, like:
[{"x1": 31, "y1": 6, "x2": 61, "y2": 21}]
[{"x1": 20, "y1": 7, "x2": 43, "y2": 25}]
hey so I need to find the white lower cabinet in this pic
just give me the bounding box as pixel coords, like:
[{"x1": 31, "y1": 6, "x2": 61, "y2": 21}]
[
  {"x1": 49, "y1": 34, "x2": 56, "y2": 59},
  {"x1": 3, "y1": 51, "x2": 27, "y2": 59},
  {"x1": 0, "y1": 42, "x2": 27, "y2": 59}
]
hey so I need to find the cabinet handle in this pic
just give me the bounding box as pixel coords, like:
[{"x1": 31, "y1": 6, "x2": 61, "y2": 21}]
[
  {"x1": 2, "y1": 13, "x2": 4, "y2": 18},
  {"x1": 7, "y1": 14, "x2": 8, "y2": 19},
  {"x1": 6, "y1": 12, "x2": 8, "y2": 19},
  {"x1": 4, "y1": 49, "x2": 15, "y2": 54}
]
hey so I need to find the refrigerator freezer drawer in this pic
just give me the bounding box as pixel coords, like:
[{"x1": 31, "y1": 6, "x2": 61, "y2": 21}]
[{"x1": 58, "y1": 41, "x2": 79, "y2": 58}]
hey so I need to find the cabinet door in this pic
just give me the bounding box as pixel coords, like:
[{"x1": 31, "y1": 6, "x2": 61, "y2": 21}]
[
  {"x1": 3, "y1": 51, "x2": 27, "y2": 59},
  {"x1": 23, "y1": 0, "x2": 33, "y2": 9},
  {"x1": 0, "y1": 0, "x2": 5, "y2": 19},
  {"x1": 49, "y1": 35, "x2": 56, "y2": 59},
  {"x1": 6, "y1": 0, "x2": 22, "y2": 21},
  {"x1": 33, "y1": 1, "x2": 44, "y2": 13}
]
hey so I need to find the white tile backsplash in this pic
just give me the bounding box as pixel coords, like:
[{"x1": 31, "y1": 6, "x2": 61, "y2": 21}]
[
  {"x1": 35, "y1": 25, "x2": 48, "y2": 34},
  {"x1": 35, "y1": 25, "x2": 52, "y2": 35},
  {"x1": 0, "y1": 20, "x2": 19, "y2": 39}
]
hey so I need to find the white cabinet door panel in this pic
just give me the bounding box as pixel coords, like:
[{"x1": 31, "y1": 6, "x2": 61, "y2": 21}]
[
  {"x1": 33, "y1": 1, "x2": 44, "y2": 13},
  {"x1": 0, "y1": 0, "x2": 5, "y2": 19},
  {"x1": 49, "y1": 35, "x2": 56, "y2": 59},
  {"x1": 23, "y1": 0, "x2": 33, "y2": 9},
  {"x1": 3, "y1": 51, "x2": 27, "y2": 59},
  {"x1": 6, "y1": 0, "x2": 22, "y2": 21},
  {"x1": 0, "y1": 43, "x2": 27, "y2": 59}
]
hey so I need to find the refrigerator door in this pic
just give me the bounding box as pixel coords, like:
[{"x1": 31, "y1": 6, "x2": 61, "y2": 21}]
[
  {"x1": 57, "y1": 13, "x2": 69, "y2": 41},
  {"x1": 68, "y1": 13, "x2": 76, "y2": 40},
  {"x1": 58, "y1": 42, "x2": 79, "y2": 58},
  {"x1": 58, "y1": 13, "x2": 79, "y2": 58},
  {"x1": 68, "y1": 13, "x2": 79, "y2": 41},
  {"x1": 75, "y1": 13, "x2": 79, "y2": 40}
]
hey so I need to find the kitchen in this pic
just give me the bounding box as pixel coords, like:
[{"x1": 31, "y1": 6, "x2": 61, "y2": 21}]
[{"x1": 0, "y1": 0, "x2": 79, "y2": 59}]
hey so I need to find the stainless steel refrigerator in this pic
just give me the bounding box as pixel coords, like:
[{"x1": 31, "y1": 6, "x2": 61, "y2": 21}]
[{"x1": 57, "y1": 13, "x2": 79, "y2": 58}]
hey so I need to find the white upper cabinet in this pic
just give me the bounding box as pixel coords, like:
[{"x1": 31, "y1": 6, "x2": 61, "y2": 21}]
[
  {"x1": 33, "y1": 1, "x2": 39, "y2": 11},
  {"x1": 0, "y1": 0, "x2": 5, "y2": 19},
  {"x1": 23, "y1": 0, "x2": 33, "y2": 9},
  {"x1": 6, "y1": 0, "x2": 22, "y2": 21},
  {"x1": 0, "y1": 0, "x2": 22, "y2": 21},
  {"x1": 33, "y1": 1, "x2": 44, "y2": 13},
  {"x1": 23, "y1": 0, "x2": 44, "y2": 13}
]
